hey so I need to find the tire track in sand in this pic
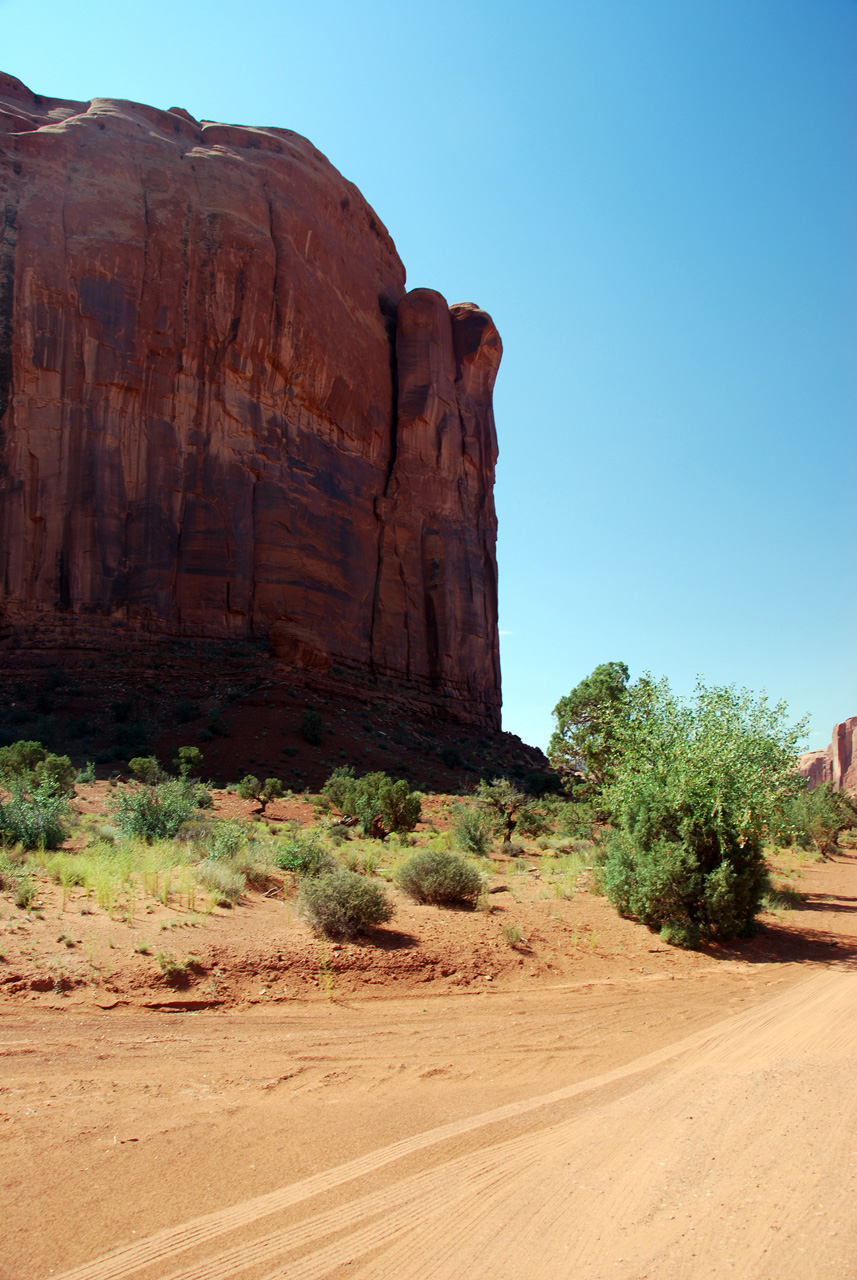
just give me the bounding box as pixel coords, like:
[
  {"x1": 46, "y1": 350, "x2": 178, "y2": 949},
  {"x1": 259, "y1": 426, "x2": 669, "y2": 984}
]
[{"x1": 53, "y1": 968, "x2": 857, "y2": 1280}]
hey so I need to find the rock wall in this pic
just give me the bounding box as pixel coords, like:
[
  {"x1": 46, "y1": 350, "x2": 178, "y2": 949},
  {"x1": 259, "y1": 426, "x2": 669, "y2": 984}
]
[
  {"x1": 798, "y1": 717, "x2": 857, "y2": 794},
  {"x1": 0, "y1": 74, "x2": 502, "y2": 728}
]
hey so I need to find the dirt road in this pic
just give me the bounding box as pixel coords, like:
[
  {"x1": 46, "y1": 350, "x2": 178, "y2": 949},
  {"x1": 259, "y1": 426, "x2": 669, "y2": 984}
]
[
  {"x1": 2, "y1": 850, "x2": 855, "y2": 1280},
  {"x1": 45, "y1": 967, "x2": 857, "y2": 1280}
]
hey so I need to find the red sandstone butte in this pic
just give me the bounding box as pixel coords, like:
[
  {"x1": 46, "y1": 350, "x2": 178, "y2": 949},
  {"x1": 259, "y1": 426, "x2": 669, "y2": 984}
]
[
  {"x1": 0, "y1": 74, "x2": 502, "y2": 728},
  {"x1": 798, "y1": 717, "x2": 857, "y2": 794}
]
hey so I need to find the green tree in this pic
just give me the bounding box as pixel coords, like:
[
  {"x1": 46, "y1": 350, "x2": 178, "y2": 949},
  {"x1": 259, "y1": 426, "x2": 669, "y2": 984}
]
[
  {"x1": 548, "y1": 661, "x2": 630, "y2": 788},
  {"x1": 601, "y1": 677, "x2": 806, "y2": 946},
  {"x1": 475, "y1": 777, "x2": 528, "y2": 841},
  {"x1": 322, "y1": 769, "x2": 421, "y2": 839},
  {"x1": 174, "y1": 746, "x2": 203, "y2": 778}
]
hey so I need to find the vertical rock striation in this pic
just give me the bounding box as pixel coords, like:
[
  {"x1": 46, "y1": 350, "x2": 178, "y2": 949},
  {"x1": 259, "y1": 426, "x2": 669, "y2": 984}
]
[
  {"x1": 0, "y1": 73, "x2": 502, "y2": 728},
  {"x1": 799, "y1": 717, "x2": 857, "y2": 794}
]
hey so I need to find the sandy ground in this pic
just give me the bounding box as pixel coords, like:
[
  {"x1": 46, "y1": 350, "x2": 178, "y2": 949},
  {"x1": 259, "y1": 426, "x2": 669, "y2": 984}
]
[{"x1": 2, "y1": 849, "x2": 856, "y2": 1279}]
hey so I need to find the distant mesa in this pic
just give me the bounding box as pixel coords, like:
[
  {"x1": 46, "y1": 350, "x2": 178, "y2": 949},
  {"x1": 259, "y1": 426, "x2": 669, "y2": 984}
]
[
  {"x1": 0, "y1": 72, "x2": 502, "y2": 729},
  {"x1": 798, "y1": 717, "x2": 857, "y2": 794}
]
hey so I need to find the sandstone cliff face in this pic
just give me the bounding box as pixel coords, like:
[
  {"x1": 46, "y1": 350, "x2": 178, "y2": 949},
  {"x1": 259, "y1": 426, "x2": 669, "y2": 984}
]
[
  {"x1": 798, "y1": 717, "x2": 857, "y2": 794},
  {"x1": 0, "y1": 74, "x2": 501, "y2": 728}
]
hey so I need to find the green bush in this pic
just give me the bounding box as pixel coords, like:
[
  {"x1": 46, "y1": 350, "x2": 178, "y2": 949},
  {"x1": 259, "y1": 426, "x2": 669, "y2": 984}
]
[
  {"x1": 128, "y1": 756, "x2": 164, "y2": 786},
  {"x1": 450, "y1": 803, "x2": 493, "y2": 856},
  {"x1": 475, "y1": 777, "x2": 527, "y2": 841},
  {"x1": 112, "y1": 778, "x2": 202, "y2": 842},
  {"x1": 322, "y1": 769, "x2": 421, "y2": 839},
  {"x1": 205, "y1": 820, "x2": 248, "y2": 861},
  {"x1": 234, "y1": 774, "x2": 284, "y2": 813},
  {"x1": 274, "y1": 830, "x2": 336, "y2": 877},
  {"x1": 775, "y1": 782, "x2": 855, "y2": 857},
  {"x1": 235, "y1": 774, "x2": 261, "y2": 801},
  {"x1": 301, "y1": 710, "x2": 324, "y2": 746},
  {"x1": 0, "y1": 740, "x2": 76, "y2": 795},
  {"x1": 601, "y1": 677, "x2": 805, "y2": 945},
  {"x1": 298, "y1": 868, "x2": 394, "y2": 938},
  {"x1": 395, "y1": 850, "x2": 482, "y2": 906},
  {"x1": 0, "y1": 781, "x2": 70, "y2": 851}
]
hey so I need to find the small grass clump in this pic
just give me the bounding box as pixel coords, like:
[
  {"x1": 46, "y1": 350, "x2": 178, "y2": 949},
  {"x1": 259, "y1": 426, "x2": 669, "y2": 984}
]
[
  {"x1": 197, "y1": 861, "x2": 246, "y2": 906},
  {"x1": 298, "y1": 868, "x2": 393, "y2": 939},
  {"x1": 395, "y1": 850, "x2": 483, "y2": 907}
]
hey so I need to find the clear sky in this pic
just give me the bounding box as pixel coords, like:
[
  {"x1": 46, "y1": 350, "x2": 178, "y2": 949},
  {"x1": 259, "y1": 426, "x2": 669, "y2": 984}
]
[{"x1": 3, "y1": 0, "x2": 854, "y2": 752}]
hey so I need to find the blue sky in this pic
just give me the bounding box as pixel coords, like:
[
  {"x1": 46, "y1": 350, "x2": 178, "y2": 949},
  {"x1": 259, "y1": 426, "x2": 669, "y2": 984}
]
[{"x1": 3, "y1": 0, "x2": 854, "y2": 751}]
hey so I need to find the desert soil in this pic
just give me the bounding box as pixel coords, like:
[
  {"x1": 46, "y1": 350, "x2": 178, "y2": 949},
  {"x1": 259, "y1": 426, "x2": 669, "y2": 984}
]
[{"x1": 2, "y1": 846, "x2": 856, "y2": 1279}]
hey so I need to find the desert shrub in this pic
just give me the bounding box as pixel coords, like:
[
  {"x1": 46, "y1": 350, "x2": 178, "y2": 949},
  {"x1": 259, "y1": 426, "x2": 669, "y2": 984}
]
[
  {"x1": 174, "y1": 745, "x2": 203, "y2": 778},
  {"x1": 176, "y1": 699, "x2": 198, "y2": 724},
  {"x1": 440, "y1": 744, "x2": 463, "y2": 768},
  {"x1": 555, "y1": 800, "x2": 597, "y2": 840},
  {"x1": 322, "y1": 768, "x2": 421, "y2": 839},
  {"x1": 775, "y1": 783, "x2": 855, "y2": 857},
  {"x1": 204, "y1": 820, "x2": 248, "y2": 861},
  {"x1": 475, "y1": 777, "x2": 528, "y2": 841},
  {"x1": 0, "y1": 781, "x2": 70, "y2": 851},
  {"x1": 112, "y1": 778, "x2": 202, "y2": 842},
  {"x1": 450, "y1": 803, "x2": 493, "y2": 856},
  {"x1": 0, "y1": 741, "x2": 76, "y2": 795},
  {"x1": 301, "y1": 710, "x2": 324, "y2": 746},
  {"x1": 515, "y1": 804, "x2": 549, "y2": 838},
  {"x1": 274, "y1": 830, "x2": 336, "y2": 877},
  {"x1": 601, "y1": 677, "x2": 805, "y2": 945},
  {"x1": 395, "y1": 850, "x2": 482, "y2": 906},
  {"x1": 128, "y1": 755, "x2": 164, "y2": 786},
  {"x1": 76, "y1": 761, "x2": 96, "y2": 784},
  {"x1": 322, "y1": 765, "x2": 356, "y2": 810},
  {"x1": 197, "y1": 860, "x2": 246, "y2": 905},
  {"x1": 234, "y1": 774, "x2": 284, "y2": 813},
  {"x1": 236, "y1": 774, "x2": 261, "y2": 800},
  {"x1": 298, "y1": 868, "x2": 393, "y2": 938},
  {"x1": 65, "y1": 715, "x2": 92, "y2": 739}
]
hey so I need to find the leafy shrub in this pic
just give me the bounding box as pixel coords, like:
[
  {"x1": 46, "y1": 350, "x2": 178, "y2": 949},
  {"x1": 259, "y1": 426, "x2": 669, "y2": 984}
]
[
  {"x1": 274, "y1": 830, "x2": 336, "y2": 877},
  {"x1": 475, "y1": 777, "x2": 528, "y2": 841},
  {"x1": 0, "y1": 741, "x2": 76, "y2": 795},
  {"x1": 515, "y1": 804, "x2": 549, "y2": 838},
  {"x1": 112, "y1": 778, "x2": 202, "y2": 842},
  {"x1": 298, "y1": 868, "x2": 393, "y2": 938},
  {"x1": 301, "y1": 710, "x2": 324, "y2": 746},
  {"x1": 0, "y1": 781, "x2": 70, "y2": 851},
  {"x1": 205, "y1": 820, "x2": 248, "y2": 861},
  {"x1": 775, "y1": 783, "x2": 855, "y2": 857},
  {"x1": 322, "y1": 768, "x2": 421, "y2": 839},
  {"x1": 234, "y1": 774, "x2": 284, "y2": 813},
  {"x1": 601, "y1": 677, "x2": 805, "y2": 945},
  {"x1": 450, "y1": 803, "x2": 493, "y2": 856},
  {"x1": 236, "y1": 774, "x2": 261, "y2": 800},
  {"x1": 395, "y1": 850, "x2": 482, "y2": 906},
  {"x1": 174, "y1": 745, "x2": 203, "y2": 778},
  {"x1": 322, "y1": 766, "x2": 356, "y2": 810},
  {"x1": 128, "y1": 756, "x2": 164, "y2": 786},
  {"x1": 338, "y1": 847, "x2": 380, "y2": 875},
  {"x1": 76, "y1": 761, "x2": 96, "y2": 784}
]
